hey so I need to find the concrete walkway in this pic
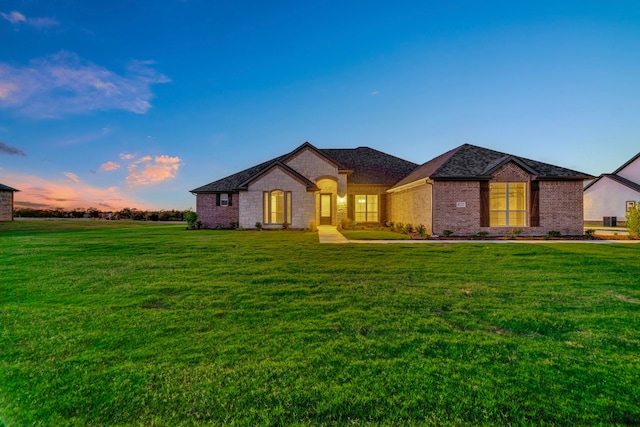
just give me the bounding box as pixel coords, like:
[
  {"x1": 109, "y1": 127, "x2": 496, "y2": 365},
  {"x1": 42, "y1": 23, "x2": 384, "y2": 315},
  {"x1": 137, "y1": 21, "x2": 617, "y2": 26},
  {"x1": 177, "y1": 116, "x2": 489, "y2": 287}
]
[
  {"x1": 317, "y1": 226, "x2": 349, "y2": 244},
  {"x1": 317, "y1": 226, "x2": 639, "y2": 245}
]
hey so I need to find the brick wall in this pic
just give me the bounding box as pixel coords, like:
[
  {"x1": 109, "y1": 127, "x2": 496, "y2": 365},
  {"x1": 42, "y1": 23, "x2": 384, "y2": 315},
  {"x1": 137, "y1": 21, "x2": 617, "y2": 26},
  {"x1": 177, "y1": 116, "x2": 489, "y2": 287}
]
[
  {"x1": 196, "y1": 193, "x2": 239, "y2": 228},
  {"x1": 241, "y1": 167, "x2": 316, "y2": 229},
  {"x1": 285, "y1": 148, "x2": 338, "y2": 181},
  {"x1": 387, "y1": 183, "x2": 433, "y2": 233},
  {"x1": 347, "y1": 184, "x2": 390, "y2": 224},
  {"x1": 0, "y1": 191, "x2": 14, "y2": 221},
  {"x1": 430, "y1": 162, "x2": 585, "y2": 235},
  {"x1": 492, "y1": 162, "x2": 533, "y2": 182},
  {"x1": 432, "y1": 181, "x2": 481, "y2": 235},
  {"x1": 537, "y1": 180, "x2": 584, "y2": 235}
]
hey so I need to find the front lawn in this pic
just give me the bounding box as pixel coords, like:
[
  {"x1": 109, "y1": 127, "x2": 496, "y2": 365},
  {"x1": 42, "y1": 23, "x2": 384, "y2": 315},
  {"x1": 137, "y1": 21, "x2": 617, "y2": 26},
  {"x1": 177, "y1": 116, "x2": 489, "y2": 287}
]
[
  {"x1": 1, "y1": 221, "x2": 639, "y2": 426},
  {"x1": 340, "y1": 229, "x2": 410, "y2": 240}
]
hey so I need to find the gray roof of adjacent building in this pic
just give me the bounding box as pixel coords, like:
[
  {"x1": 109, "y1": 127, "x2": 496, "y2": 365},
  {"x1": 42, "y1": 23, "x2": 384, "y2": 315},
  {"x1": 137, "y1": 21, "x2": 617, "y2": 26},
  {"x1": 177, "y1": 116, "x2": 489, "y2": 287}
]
[
  {"x1": 0, "y1": 183, "x2": 19, "y2": 192},
  {"x1": 583, "y1": 173, "x2": 640, "y2": 193}
]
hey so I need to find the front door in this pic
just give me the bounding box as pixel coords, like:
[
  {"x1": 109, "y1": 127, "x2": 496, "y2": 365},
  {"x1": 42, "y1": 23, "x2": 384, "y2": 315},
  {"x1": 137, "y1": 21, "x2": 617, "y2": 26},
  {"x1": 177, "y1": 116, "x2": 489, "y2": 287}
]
[{"x1": 320, "y1": 194, "x2": 332, "y2": 225}]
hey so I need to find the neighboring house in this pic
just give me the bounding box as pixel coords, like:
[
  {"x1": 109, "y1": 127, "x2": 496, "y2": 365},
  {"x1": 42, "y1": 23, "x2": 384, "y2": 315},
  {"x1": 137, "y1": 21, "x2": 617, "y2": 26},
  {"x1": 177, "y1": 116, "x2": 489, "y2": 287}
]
[
  {"x1": 0, "y1": 182, "x2": 19, "y2": 221},
  {"x1": 583, "y1": 152, "x2": 640, "y2": 224},
  {"x1": 191, "y1": 142, "x2": 593, "y2": 235},
  {"x1": 191, "y1": 142, "x2": 417, "y2": 229}
]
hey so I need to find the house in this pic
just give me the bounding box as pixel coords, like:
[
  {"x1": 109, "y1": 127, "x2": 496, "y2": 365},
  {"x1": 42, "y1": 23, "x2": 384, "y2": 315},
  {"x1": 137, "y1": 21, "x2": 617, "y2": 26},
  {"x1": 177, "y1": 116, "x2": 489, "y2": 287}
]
[
  {"x1": 0, "y1": 182, "x2": 19, "y2": 221},
  {"x1": 190, "y1": 142, "x2": 418, "y2": 229},
  {"x1": 583, "y1": 152, "x2": 640, "y2": 224},
  {"x1": 191, "y1": 142, "x2": 593, "y2": 235},
  {"x1": 387, "y1": 144, "x2": 593, "y2": 236}
]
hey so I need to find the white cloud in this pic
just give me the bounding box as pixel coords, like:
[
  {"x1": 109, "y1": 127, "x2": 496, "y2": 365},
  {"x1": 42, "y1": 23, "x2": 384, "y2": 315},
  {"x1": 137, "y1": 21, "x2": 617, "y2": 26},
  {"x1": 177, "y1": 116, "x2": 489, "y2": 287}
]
[
  {"x1": 1, "y1": 10, "x2": 58, "y2": 28},
  {"x1": 26, "y1": 16, "x2": 59, "y2": 28},
  {"x1": 0, "y1": 81, "x2": 18, "y2": 99},
  {"x1": 126, "y1": 155, "x2": 182, "y2": 187},
  {"x1": 370, "y1": 90, "x2": 379, "y2": 96},
  {"x1": 64, "y1": 172, "x2": 80, "y2": 183},
  {"x1": 1, "y1": 11, "x2": 26, "y2": 24},
  {"x1": 100, "y1": 161, "x2": 120, "y2": 171},
  {"x1": 120, "y1": 153, "x2": 135, "y2": 160},
  {"x1": 0, "y1": 51, "x2": 170, "y2": 118}
]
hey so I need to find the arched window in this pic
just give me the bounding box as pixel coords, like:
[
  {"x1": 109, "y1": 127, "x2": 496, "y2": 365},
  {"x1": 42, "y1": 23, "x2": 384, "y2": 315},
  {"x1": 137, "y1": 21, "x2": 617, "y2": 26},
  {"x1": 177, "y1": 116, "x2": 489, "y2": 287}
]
[{"x1": 263, "y1": 190, "x2": 292, "y2": 224}]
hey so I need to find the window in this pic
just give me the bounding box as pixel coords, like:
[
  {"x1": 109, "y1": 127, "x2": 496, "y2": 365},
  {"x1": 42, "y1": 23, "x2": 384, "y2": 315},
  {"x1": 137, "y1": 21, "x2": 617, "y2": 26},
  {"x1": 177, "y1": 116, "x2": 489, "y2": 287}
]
[
  {"x1": 490, "y1": 182, "x2": 527, "y2": 227},
  {"x1": 355, "y1": 194, "x2": 378, "y2": 222},
  {"x1": 627, "y1": 201, "x2": 636, "y2": 212},
  {"x1": 263, "y1": 190, "x2": 292, "y2": 224},
  {"x1": 216, "y1": 193, "x2": 232, "y2": 207}
]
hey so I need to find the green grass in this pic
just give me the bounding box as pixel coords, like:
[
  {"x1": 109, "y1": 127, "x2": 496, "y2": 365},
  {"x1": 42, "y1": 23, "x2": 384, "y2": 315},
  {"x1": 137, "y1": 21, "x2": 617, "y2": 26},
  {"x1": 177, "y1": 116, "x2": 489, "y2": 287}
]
[
  {"x1": 340, "y1": 230, "x2": 410, "y2": 240},
  {"x1": 1, "y1": 220, "x2": 639, "y2": 426}
]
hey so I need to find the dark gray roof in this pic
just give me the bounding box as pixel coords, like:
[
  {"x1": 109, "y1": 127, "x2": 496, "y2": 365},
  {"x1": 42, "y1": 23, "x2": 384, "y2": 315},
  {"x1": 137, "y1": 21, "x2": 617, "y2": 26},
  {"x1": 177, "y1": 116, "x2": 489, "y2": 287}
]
[
  {"x1": 392, "y1": 144, "x2": 593, "y2": 189},
  {"x1": 0, "y1": 183, "x2": 19, "y2": 191},
  {"x1": 584, "y1": 174, "x2": 640, "y2": 193},
  {"x1": 320, "y1": 147, "x2": 418, "y2": 185},
  {"x1": 191, "y1": 157, "x2": 284, "y2": 193},
  {"x1": 191, "y1": 143, "x2": 418, "y2": 193}
]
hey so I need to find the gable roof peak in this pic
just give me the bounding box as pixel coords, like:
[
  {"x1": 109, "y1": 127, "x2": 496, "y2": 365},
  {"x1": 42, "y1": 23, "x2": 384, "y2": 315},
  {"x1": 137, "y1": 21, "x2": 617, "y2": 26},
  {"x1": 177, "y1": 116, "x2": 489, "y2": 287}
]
[
  {"x1": 612, "y1": 151, "x2": 640, "y2": 175},
  {"x1": 281, "y1": 141, "x2": 341, "y2": 167},
  {"x1": 390, "y1": 143, "x2": 593, "y2": 190}
]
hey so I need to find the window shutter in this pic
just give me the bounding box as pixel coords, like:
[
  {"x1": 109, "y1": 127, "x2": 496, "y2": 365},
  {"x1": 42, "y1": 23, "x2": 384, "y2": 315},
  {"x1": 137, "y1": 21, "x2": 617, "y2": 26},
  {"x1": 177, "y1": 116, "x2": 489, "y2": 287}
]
[
  {"x1": 348, "y1": 194, "x2": 355, "y2": 220},
  {"x1": 228, "y1": 194, "x2": 233, "y2": 207},
  {"x1": 263, "y1": 192, "x2": 269, "y2": 224},
  {"x1": 480, "y1": 181, "x2": 490, "y2": 227},
  {"x1": 530, "y1": 181, "x2": 540, "y2": 227},
  {"x1": 216, "y1": 193, "x2": 221, "y2": 206}
]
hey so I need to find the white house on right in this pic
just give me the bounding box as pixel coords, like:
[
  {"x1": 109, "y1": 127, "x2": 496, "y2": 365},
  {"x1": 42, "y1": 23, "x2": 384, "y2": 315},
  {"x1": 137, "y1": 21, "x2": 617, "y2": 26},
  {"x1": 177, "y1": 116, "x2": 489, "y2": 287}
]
[{"x1": 584, "y1": 152, "x2": 640, "y2": 224}]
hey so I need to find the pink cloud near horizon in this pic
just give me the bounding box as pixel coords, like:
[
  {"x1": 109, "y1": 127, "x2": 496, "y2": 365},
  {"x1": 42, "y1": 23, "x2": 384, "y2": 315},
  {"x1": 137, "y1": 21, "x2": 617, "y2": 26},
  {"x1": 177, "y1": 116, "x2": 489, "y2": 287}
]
[
  {"x1": 100, "y1": 161, "x2": 120, "y2": 171},
  {"x1": 64, "y1": 172, "x2": 81, "y2": 183},
  {"x1": 8, "y1": 173, "x2": 147, "y2": 211},
  {"x1": 126, "y1": 155, "x2": 181, "y2": 187}
]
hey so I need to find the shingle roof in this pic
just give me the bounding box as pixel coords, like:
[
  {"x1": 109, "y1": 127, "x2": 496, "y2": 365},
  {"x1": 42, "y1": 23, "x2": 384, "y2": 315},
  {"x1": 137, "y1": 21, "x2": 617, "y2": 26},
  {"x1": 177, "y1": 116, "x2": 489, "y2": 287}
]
[
  {"x1": 190, "y1": 157, "x2": 284, "y2": 193},
  {"x1": 391, "y1": 144, "x2": 593, "y2": 189},
  {"x1": 0, "y1": 183, "x2": 19, "y2": 191},
  {"x1": 320, "y1": 147, "x2": 418, "y2": 185},
  {"x1": 584, "y1": 174, "x2": 640, "y2": 193},
  {"x1": 191, "y1": 143, "x2": 418, "y2": 193}
]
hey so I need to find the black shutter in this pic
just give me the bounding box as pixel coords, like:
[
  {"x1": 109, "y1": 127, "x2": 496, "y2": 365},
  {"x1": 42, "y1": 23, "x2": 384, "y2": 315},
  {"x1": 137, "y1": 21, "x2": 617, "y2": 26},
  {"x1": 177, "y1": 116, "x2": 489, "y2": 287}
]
[
  {"x1": 228, "y1": 194, "x2": 233, "y2": 207},
  {"x1": 480, "y1": 181, "x2": 490, "y2": 227},
  {"x1": 530, "y1": 181, "x2": 540, "y2": 227},
  {"x1": 348, "y1": 194, "x2": 354, "y2": 220},
  {"x1": 216, "y1": 193, "x2": 220, "y2": 206}
]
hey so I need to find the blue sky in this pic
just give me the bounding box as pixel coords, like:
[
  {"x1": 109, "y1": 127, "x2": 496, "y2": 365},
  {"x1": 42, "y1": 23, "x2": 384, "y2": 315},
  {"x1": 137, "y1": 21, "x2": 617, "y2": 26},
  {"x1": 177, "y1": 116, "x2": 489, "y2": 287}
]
[{"x1": 1, "y1": 1, "x2": 639, "y2": 210}]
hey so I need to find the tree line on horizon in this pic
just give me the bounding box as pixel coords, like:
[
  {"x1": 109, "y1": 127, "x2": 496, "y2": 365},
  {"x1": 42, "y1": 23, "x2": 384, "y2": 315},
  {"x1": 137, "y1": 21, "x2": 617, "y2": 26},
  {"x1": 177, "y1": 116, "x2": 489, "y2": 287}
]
[{"x1": 13, "y1": 207, "x2": 187, "y2": 221}]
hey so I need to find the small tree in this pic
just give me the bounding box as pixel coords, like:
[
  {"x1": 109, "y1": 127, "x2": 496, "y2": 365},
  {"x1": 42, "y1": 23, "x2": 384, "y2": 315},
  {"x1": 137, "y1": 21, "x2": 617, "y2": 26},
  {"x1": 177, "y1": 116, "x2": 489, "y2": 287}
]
[
  {"x1": 626, "y1": 204, "x2": 640, "y2": 239},
  {"x1": 184, "y1": 210, "x2": 199, "y2": 230}
]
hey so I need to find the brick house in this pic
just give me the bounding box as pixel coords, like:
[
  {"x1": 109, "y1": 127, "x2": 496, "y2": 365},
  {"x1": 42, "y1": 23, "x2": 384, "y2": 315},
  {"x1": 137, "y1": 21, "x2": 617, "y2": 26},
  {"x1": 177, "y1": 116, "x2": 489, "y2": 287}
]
[
  {"x1": 191, "y1": 142, "x2": 592, "y2": 235},
  {"x1": 191, "y1": 142, "x2": 417, "y2": 229},
  {"x1": 0, "y1": 183, "x2": 19, "y2": 221}
]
